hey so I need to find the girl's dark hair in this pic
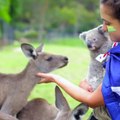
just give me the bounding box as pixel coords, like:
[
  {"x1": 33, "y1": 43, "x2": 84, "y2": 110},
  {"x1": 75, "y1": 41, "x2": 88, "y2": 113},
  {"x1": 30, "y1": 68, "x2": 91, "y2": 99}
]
[{"x1": 100, "y1": 0, "x2": 120, "y2": 20}]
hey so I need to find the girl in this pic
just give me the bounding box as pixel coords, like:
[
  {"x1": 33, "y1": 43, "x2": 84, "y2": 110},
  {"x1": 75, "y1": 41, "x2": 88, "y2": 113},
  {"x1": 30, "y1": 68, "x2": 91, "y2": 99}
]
[{"x1": 37, "y1": 0, "x2": 120, "y2": 119}]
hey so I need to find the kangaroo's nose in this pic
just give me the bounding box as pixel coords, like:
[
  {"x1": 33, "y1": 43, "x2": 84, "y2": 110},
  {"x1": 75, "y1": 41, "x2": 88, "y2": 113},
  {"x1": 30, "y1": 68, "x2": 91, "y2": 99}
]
[{"x1": 64, "y1": 57, "x2": 68, "y2": 61}]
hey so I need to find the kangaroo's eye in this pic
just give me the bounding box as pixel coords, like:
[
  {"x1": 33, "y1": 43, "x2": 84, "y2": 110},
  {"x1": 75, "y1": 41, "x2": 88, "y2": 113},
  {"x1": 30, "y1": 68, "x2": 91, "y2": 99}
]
[{"x1": 46, "y1": 57, "x2": 53, "y2": 61}]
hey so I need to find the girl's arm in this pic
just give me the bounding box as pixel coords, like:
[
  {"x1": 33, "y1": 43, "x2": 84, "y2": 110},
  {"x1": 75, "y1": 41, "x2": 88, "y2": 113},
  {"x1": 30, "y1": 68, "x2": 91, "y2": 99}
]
[{"x1": 37, "y1": 73, "x2": 104, "y2": 108}]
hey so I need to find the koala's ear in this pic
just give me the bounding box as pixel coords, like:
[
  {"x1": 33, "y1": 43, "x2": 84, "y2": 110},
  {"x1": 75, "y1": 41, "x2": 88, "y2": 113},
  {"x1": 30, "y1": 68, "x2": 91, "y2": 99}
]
[
  {"x1": 72, "y1": 103, "x2": 88, "y2": 119},
  {"x1": 21, "y1": 43, "x2": 37, "y2": 59},
  {"x1": 98, "y1": 25, "x2": 105, "y2": 35},
  {"x1": 79, "y1": 32, "x2": 86, "y2": 40}
]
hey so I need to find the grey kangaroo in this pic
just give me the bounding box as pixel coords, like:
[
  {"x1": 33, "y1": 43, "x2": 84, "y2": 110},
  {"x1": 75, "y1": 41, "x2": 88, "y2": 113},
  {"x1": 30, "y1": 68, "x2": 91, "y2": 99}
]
[
  {"x1": 0, "y1": 43, "x2": 68, "y2": 120},
  {"x1": 17, "y1": 86, "x2": 88, "y2": 120}
]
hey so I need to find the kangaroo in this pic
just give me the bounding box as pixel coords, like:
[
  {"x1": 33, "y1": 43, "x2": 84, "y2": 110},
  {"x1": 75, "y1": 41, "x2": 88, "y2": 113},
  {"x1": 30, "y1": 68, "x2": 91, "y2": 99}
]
[
  {"x1": 0, "y1": 43, "x2": 68, "y2": 120},
  {"x1": 17, "y1": 86, "x2": 88, "y2": 120}
]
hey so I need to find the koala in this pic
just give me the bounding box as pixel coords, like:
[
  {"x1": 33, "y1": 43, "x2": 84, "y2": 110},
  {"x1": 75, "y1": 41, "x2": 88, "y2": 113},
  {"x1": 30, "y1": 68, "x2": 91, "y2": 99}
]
[
  {"x1": 79, "y1": 25, "x2": 112, "y2": 90},
  {"x1": 79, "y1": 25, "x2": 113, "y2": 120}
]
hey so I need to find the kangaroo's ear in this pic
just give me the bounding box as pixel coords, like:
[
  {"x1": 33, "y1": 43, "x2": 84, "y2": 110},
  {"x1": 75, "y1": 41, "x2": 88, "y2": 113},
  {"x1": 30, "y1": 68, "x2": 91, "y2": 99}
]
[
  {"x1": 72, "y1": 103, "x2": 88, "y2": 119},
  {"x1": 55, "y1": 86, "x2": 70, "y2": 111},
  {"x1": 21, "y1": 43, "x2": 37, "y2": 59},
  {"x1": 36, "y1": 43, "x2": 44, "y2": 53},
  {"x1": 79, "y1": 32, "x2": 87, "y2": 40}
]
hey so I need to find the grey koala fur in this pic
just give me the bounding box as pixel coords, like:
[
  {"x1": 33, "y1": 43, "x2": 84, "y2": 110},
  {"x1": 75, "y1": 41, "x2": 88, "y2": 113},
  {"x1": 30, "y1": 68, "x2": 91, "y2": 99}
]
[{"x1": 79, "y1": 25, "x2": 112, "y2": 90}]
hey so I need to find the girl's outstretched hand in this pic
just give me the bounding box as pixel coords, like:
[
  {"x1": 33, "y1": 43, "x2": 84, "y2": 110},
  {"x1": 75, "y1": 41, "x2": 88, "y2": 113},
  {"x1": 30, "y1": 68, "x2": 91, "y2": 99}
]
[
  {"x1": 36, "y1": 73, "x2": 67, "y2": 83},
  {"x1": 36, "y1": 73, "x2": 55, "y2": 83}
]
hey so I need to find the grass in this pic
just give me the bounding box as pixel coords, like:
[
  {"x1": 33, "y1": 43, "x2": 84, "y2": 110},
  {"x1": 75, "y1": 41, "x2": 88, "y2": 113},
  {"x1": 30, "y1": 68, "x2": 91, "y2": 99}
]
[{"x1": 0, "y1": 37, "x2": 92, "y2": 119}]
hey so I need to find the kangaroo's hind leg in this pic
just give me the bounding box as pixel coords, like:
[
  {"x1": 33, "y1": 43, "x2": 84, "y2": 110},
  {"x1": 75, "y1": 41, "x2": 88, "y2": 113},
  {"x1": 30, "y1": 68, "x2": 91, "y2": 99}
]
[{"x1": 0, "y1": 111, "x2": 18, "y2": 120}]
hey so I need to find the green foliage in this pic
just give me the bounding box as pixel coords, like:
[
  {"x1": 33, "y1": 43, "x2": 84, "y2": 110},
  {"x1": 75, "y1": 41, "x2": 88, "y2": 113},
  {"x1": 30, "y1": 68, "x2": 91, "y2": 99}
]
[
  {"x1": 45, "y1": 0, "x2": 100, "y2": 32},
  {"x1": 15, "y1": 29, "x2": 39, "y2": 40},
  {"x1": 0, "y1": 0, "x2": 22, "y2": 22},
  {"x1": 76, "y1": 4, "x2": 99, "y2": 31},
  {"x1": 60, "y1": 7, "x2": 76, "y2": 25},
  {"x1": 10, "y1": 0, "x2": 22, "y2": 22},
  {"x1": 0, "y1": 0, "x2": 101, "y2": 42},
  {"x1": 23, "y1": 29, "x2": 39, "y2": 39},
  {"x1": 0, "y1": 0, "x2": 11, "y2": 22},
  {"x1": 80, "y1": 0, "x2": 99, "y2": 10}
]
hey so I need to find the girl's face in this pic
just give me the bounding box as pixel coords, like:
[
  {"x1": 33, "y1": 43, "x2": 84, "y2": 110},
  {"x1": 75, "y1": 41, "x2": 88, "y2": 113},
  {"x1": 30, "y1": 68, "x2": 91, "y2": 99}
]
[{"x1": 100, "y1": 4, "x2": 120, "y2": 42}]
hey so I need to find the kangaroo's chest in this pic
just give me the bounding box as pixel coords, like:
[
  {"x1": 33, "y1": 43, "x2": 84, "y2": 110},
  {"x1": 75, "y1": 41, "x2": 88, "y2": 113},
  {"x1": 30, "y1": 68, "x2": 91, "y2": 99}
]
[{"x1": 0, "y1": 74, "x2": 37, "y2": 115}]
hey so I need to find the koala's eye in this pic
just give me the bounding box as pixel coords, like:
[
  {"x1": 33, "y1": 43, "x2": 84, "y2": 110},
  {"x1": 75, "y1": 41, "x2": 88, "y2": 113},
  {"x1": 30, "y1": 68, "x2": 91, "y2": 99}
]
[
  {"x1": 93, "y1": 38, "x2": 97, "y2": 41},
  {"x1": 46, "y1": 57, "x2": 53, "y2": 61}
]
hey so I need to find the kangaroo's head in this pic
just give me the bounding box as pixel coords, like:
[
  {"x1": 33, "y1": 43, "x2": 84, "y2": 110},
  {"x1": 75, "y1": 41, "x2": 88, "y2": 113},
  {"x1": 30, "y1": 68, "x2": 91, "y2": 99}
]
[
  {"x1": 21, "y1": 43, "x2": 68, "y2": 73},
  {"x1": 55, "y1": 86, "x2": 88, "y2": 120}
]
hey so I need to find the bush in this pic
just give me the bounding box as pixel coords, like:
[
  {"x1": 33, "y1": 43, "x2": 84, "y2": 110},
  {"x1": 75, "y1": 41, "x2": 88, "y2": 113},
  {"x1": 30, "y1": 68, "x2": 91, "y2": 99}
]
[{"x1": 15, "y1": 29, "x2": 39, "y2": 40}]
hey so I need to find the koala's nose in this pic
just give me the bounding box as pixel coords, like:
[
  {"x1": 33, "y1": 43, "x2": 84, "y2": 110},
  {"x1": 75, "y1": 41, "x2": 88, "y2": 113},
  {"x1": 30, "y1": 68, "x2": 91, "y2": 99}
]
[
  {"x1": 87, "y1": 41, "x2": 92, "y2": 48},
  {"x1": 87, "y1": 44, "x2": 92, "y2": 48}
]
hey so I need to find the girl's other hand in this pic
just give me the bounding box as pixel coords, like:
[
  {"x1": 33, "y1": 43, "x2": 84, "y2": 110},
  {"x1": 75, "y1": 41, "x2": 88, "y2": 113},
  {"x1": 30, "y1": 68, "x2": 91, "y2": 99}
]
[{"x1": 79, "y1": 80, "x2": 93, "y2": 92}]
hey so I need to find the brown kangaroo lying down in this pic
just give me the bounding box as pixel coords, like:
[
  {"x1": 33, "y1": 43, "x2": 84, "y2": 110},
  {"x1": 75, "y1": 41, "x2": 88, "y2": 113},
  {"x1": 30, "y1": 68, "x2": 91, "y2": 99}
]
[
  {"x1": 0, "y1": 43, "x2": 68, "y2": 120},
  {"x1": 17, "y1": 86, "x2": 88, "y2": 120}
]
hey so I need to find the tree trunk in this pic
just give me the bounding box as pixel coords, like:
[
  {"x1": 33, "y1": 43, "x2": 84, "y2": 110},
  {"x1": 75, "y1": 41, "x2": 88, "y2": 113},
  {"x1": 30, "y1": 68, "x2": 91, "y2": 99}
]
[
  {"x1": 1, "y1": 21, "x2": 14, "y2": 45},
  {"x1": 38, "y1": 0, "x2": 49, "y2": 42},
  {"x1": 1, "y1": 20, "x2": 15, "y2": 45}
]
